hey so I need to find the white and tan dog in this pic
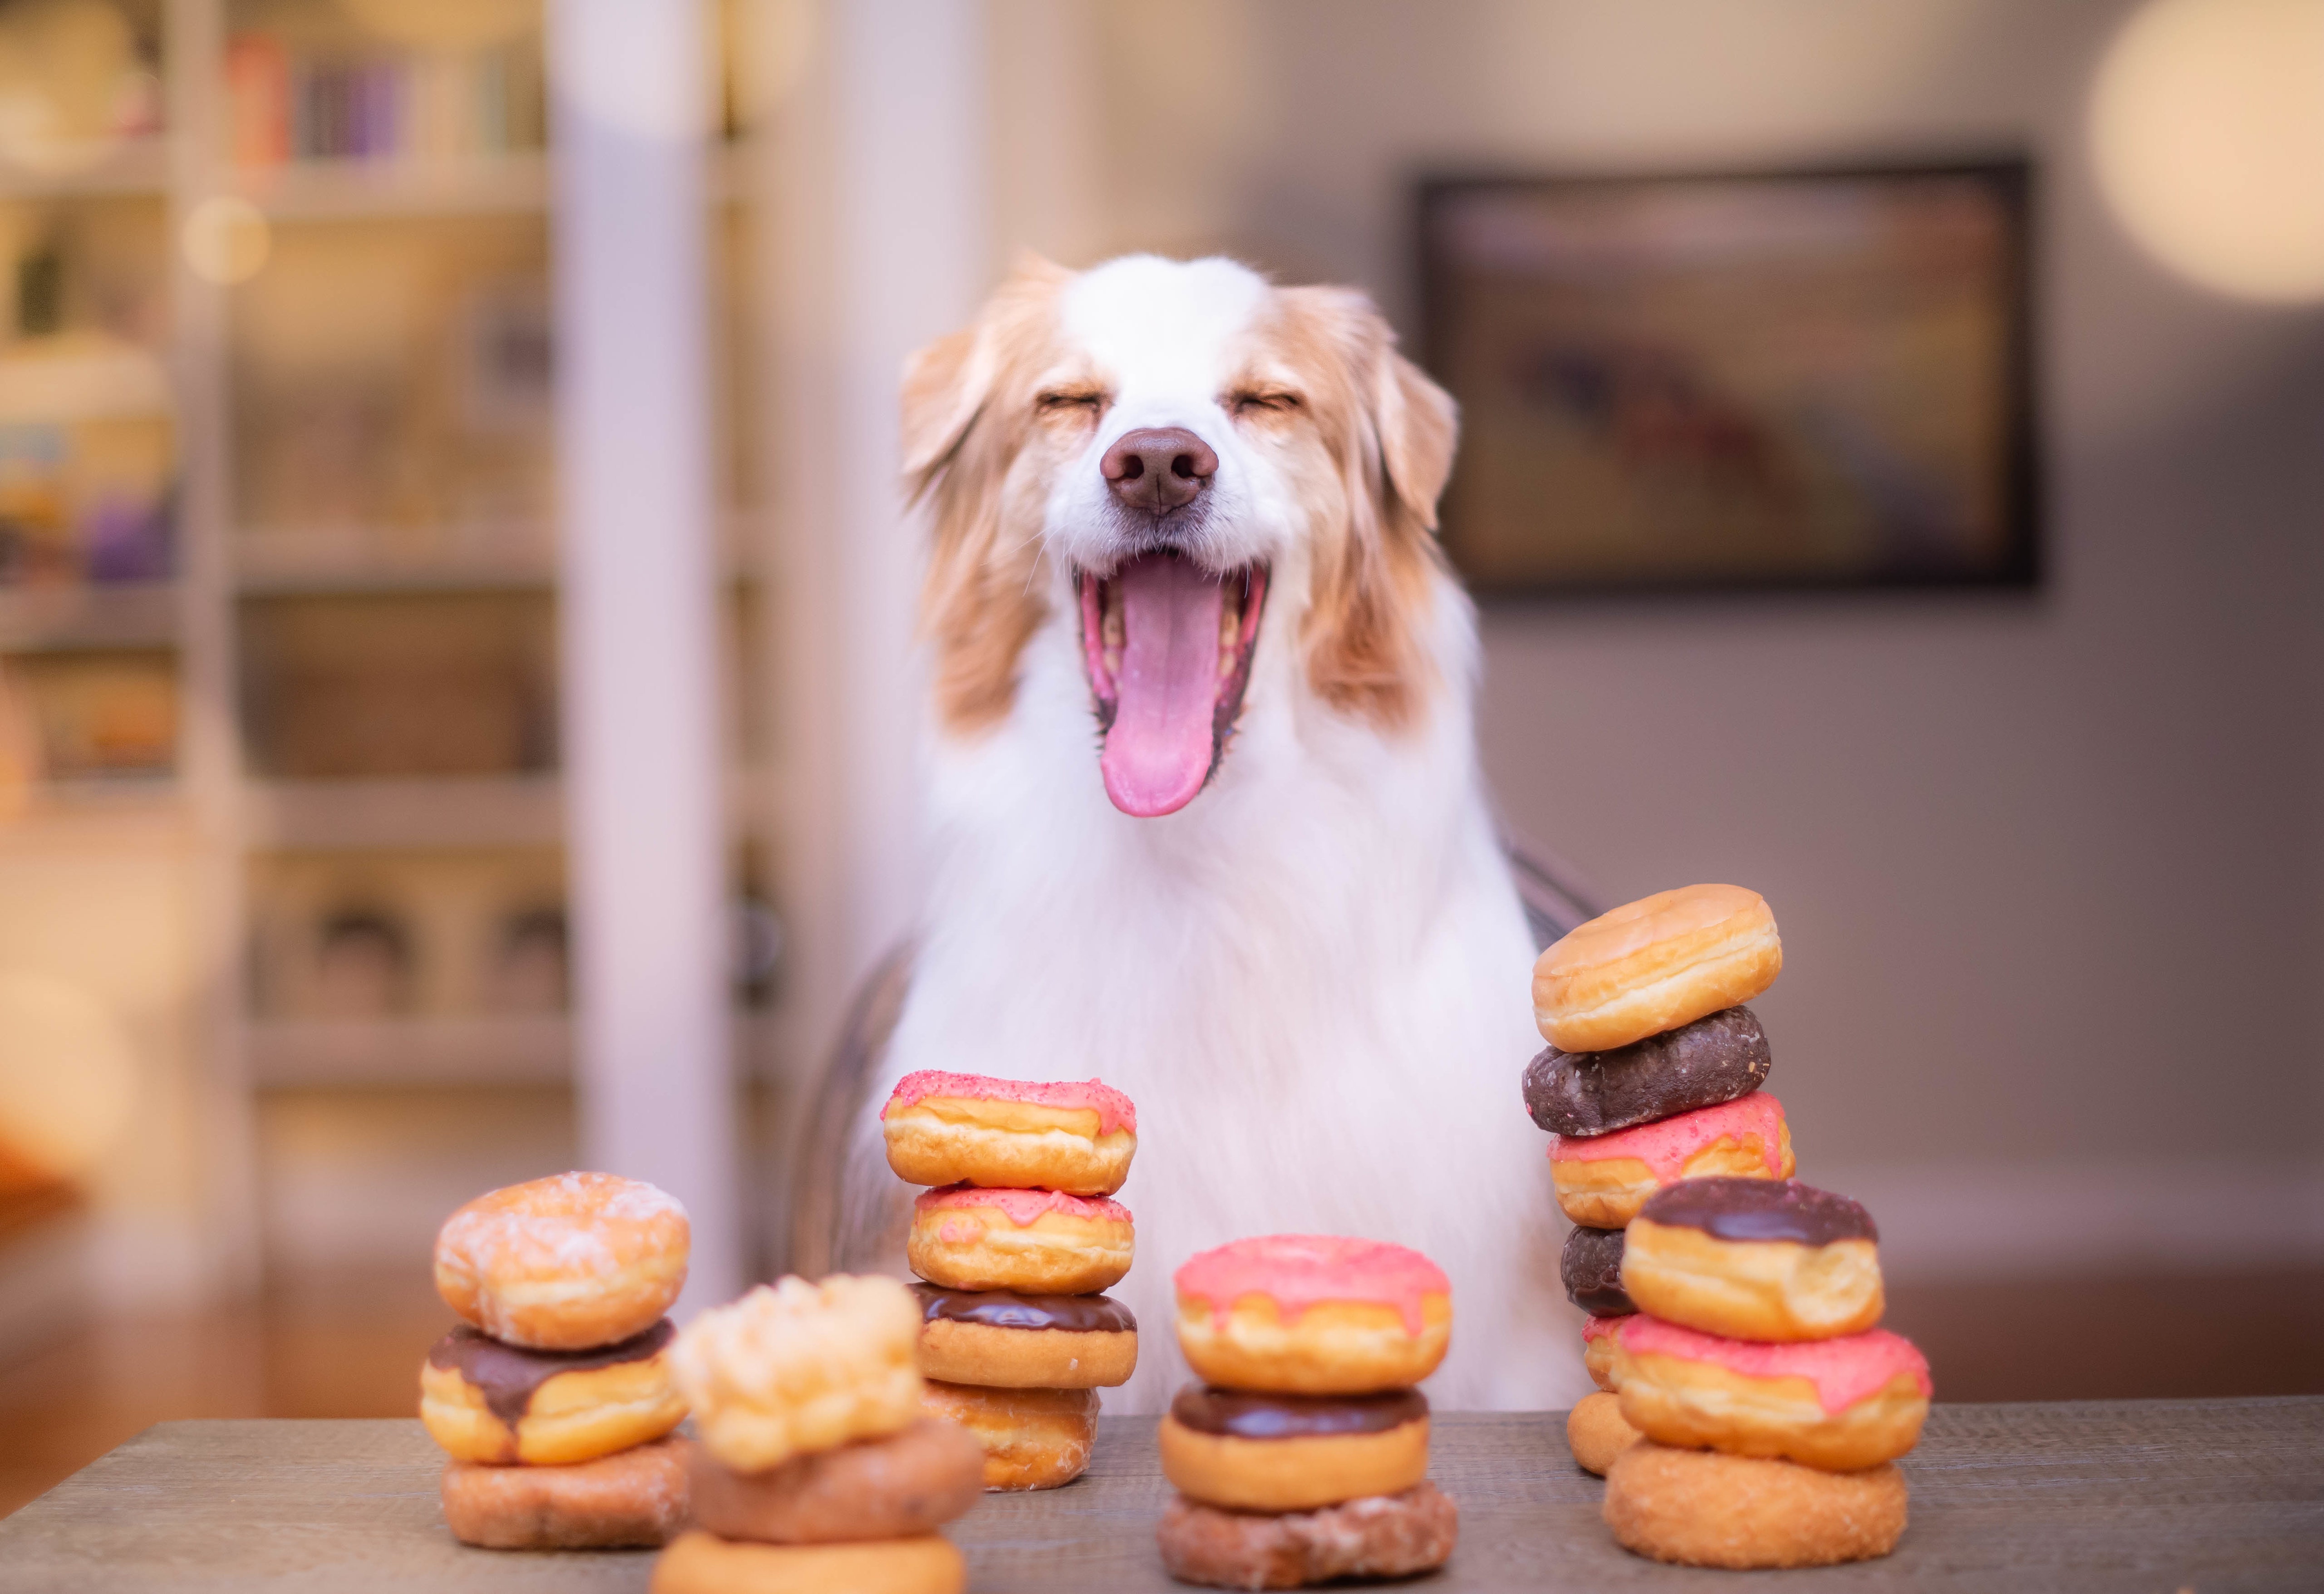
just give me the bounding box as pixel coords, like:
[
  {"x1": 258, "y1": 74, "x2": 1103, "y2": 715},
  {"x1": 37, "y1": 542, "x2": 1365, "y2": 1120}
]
[{"x1": 845, "y1": 253, "x2": 1585, "y2": 1413}]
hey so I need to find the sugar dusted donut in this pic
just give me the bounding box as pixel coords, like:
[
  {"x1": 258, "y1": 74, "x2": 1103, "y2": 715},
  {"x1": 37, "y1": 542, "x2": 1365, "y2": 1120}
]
[
  {"x1": 441, "y1": 1434, "x2": 690, "y2": 1550},
  {"x1": 881, "y1": 1071, "x2": 1137, "y2": 1196},
  {"x1": 1550, "y1": 1091, "x2": 1794, "y2": 1229},
  {"x1": 1174, "y1": 1235, "x2": 1450, "y2": 1395},
  {"x1": 419, "y1": 1320, "x2": 683, "y2": 1464},
  {"x1": 1624, "y1": 1178, "x2": 1883, "y2": 1342},
  {"x1": 1604, "y1": 1442, "x2": 1906, "y2": 1569},
  {"x1": 1617, "y1": 1317, "x2": 1930, "y2": 1471},
  {"x1": 1566, "y1": 1390, "x2": 1640, "y2": 1476},
  {"x1": 1158, "y1": 1384, "x2": 1431, "y2": 1512},
  {"x1": 911, "y1": 1283, "x2": 1137, "y2": 1388},
  {"x1": 1157, "y1": 1483, "x2": 1458, "y2": 1589},
  {"x1": 1561, "y1": 1225, "x2": 1633, "y2": 1317},
  {"x1": 685, "y1": 1418, "x2": 983, "y2": 1544},
  {"x1": 1582, "y1": 1313, "x2": 1632, "y2": 1393},
  {"x1": 434, "y1": 1171, "x2": 689, "y2": 1351},
  {"x1": 671, "y1": 1275, "x2": 924, "y2": 1473},
  {"x1": 907, "y1": 1186, "x2": 1133, "y2": 1295},
  {"x1": 652, "y1": 1530, "x2": 966, "y2": 1594},
  {"x1": 920, "y1": 1380, "x2": 1099, "y2": 1491},
  {"x1": 1524, "y1": 1006, "x2": 1771, "y2": 1136},
  {"x1": 1534, "y1": 885, "x2": 1781, "y2": 1053}
]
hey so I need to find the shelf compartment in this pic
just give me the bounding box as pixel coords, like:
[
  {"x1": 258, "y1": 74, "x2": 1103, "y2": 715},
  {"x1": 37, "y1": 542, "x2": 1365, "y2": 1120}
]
[
  {"x1": 248, "y1": 1013, "x2": 570, "y2": 1089},
  {"x1": 244, "y1": 774, "x2": 563, "y2": 851},
  {"x1": 0, "y1": 583, "x2": 178, "y2": 651},
  {"x1": 231, "y1": 153, "x2": 550, "y2": 220}
]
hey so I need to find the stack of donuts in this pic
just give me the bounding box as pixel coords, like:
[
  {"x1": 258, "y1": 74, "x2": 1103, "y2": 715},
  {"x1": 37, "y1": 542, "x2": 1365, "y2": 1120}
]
[
  {"x1": 1156, "y1": 1235, "x2": 1460, "y2": 1591},
  {"x1": 654, "y1": 1274, "x2": 983, "y2": 1594},
  {"x1": 881, "y1": 1070, "x2": 1141, "y2": 1490},
  {"x1": 1598, "y1": 1177, "x2": 1932, "y2": 1568},
  {"x1": 1522, "y1": 884, "x2": 1794, "y2": 1476},
  {"x1": 420, "y1": 1171, "x2": 693, "y2": 1550}
]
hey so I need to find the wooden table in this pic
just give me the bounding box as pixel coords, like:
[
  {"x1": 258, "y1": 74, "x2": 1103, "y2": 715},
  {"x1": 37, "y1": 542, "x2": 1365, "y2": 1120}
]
[{"x1": 4, "y1": 1402, "x2": 2320, "y2": 1591}]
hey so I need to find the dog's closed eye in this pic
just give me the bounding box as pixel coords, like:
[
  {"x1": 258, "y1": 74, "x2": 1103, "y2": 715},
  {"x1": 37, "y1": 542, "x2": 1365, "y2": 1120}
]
[
  {"x1": 1037, "y1": 388, "x2": 1107, "y2": 413},
  {"x1": 1230, "y1": 389, "x2": 1303, "y2": 418}
]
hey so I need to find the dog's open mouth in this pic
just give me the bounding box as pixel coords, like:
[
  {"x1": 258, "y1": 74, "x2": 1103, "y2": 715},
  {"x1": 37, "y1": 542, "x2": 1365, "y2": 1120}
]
[{"x1": 1076, "y1": 553, "x2": 1269, "y2": 818}]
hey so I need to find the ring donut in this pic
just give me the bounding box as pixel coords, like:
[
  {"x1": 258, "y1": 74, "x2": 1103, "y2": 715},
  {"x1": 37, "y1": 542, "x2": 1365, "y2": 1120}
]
[
  {"x1": 671, "y1": 1275, "x2": 925, "y2": 1473},
  {"x1": 1525, "y1": 1006, "x2": 1771, "y2": 1136},
  {"x1": 911, "y1": 1283, "x2": 1137, "y2": 1388},
  {"x1": 1582, "y1": 1313, "x2": 1631, "y2": 1394},
  {"x1": 1623, "y1": 1178, "x2": 1882, "y2": 1342},
  {"x1": 441, "y1": 1435, "x2": 690, "y2": 1550},
  {"x1": 1173, "y1": 1234, "x2": 1450, "y2": 1395},
  {"x1": 1561, "y1": 1225, "x2": 1633, "y2": 1317},
  {"x1": 1550, "y1": 1092, "x2": 1794, "y2": 1229},
  {"x1": 1604, "y1": 1442, "x2": 1907, "y2": 1569},
  {"x1": 906, "y1": 1186, "x2": 1133, "y2": 1295},
  {"x1": 1157, "y1": 1483, "x2": 1457, "y2": 1589},
  {"x1": 1617, "y1": 1317, "x2": 1930, "y2": 1471},
  {"x1": 1157, "y1": 1384, "x2": 1431, "y2": 1513},
  {"x1": 881, "y1": 1071, "x2": 1137, "y2": 1196},
  {"x1": 1566, "y1": 1390, "x2": 1640, "y2": 1476},
  {"x1": 684, "y1": 1418, "x2": 983, "y2": 1544},
  {"x1": 919, "y1": 1380, "x2": 1099, "y2": 1491},
  {"x1": 419, "y1": 1320, "x2": 684, "y2": 1464},
  {"x1": 434, "y1": 1171, "x2": 689, "y2": 1351},
  {"x1": 1534, "y1": 885, "x2": 1782, "y2": 1053},
  {"x1": 652, "y1": 1530, "x2": 965, "y2": 1594}
]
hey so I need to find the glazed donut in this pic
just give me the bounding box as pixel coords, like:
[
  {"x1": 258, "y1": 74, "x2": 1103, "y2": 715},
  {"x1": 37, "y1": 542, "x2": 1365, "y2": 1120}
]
[
  {"x1": 1157, "y1": 1483, "x2": 1458, "y2": 1590},
  {"x1": 420, "y1": 1320, "x2": 684, "y2": 1465},
  {"x1": 1525, "y1": 1006, "x2": 1771, "y2": 1136},
  {"x1": 1567, "y1": 1390, "x2": 1640, "y2": 1476},
  {"x1": 439, "y1": 1434, "x2": 689, "y2": 1550},
  {"x1": 1534, "y1": 885, "x2": 1781, "y2": 1053},
  {"x1": 1603, "y1": 1442, "x2": 1907, "y2": 1569},
  {"x1": 1582, "y1": 1313, "x2": 1631, "y2": 1393},
  {"x1": 1561, "y1": 1225, "x2": 1633, "y2": 1317},
  {"x1": 881, "y1": 1071, "x2": 1137, "y2": 1196},
  {"x1": 1173, "y1": 1235, "x2": 1450, "y2": 1395},
  {"x1": 911, "y1": 1283, "x2": 1136, "y2": 1388},
  {"x1": 920, "y1": 1380, "x2": 1099, "y2": 1491},
  {"x1": 1550, "y1": 1091, "x2": 1794, "y2": 1229},
  {"x1": 652, "y1": 1530, "x2": 965, "y2": 1594},
  {"x1": 685, "y1": 1418, "x2": 983, "y2": 1544},
  {"x1": 434, "y1": 1171, "x2": 689, "y2": 1351},
  {"x1": 1158, "y1": 1385, "x2": 1431, "y2": 1513},
  {"x1": 1617, "y1": 1317, "x2": 1930, "y2": 1471},
  {"x1": 906, "y1": 1186, "x2": 1133, "y2": 1295},
  {"x1": 671, "y1": 1275, "x2": 924, "y2": 1473},
  {"x1": 1624, "y1": 1178, "x2": 1883, "y2": 1342}
]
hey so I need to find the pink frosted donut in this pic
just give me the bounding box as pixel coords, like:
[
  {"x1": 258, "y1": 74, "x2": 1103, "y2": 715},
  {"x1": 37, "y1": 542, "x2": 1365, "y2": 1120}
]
[
  {"x1": 1550, "y1": 1092, "x2": 1795, "y2": 1228},
  {"x1": 906, "y1": 1184, "x2": 1133, "y2": 1294},
  {"x1": 1618, "y1": 1317, "x2": 1930, "y2": 1470},
  {"x1": 882, "y1": 1071, "x2": 1138, "y2": 1196},
  {"x1": 1582, "y1": 1313, "x2": 1633, "y2": 1393},
  {"x1": 1174, "y1": 1235, "x2": 1451, "y2": 1395}
]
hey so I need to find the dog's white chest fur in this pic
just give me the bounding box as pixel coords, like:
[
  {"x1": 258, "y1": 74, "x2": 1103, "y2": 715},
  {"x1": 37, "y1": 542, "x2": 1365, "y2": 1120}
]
[{"x1": 857, "y1": 598, "x2": 1589, "y2": 1413}]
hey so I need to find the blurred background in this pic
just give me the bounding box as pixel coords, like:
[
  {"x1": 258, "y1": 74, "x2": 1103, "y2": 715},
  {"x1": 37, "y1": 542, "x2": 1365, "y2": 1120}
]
[{"x1": 0, "y1": 0, "x2": 2317, "y2": 1515}]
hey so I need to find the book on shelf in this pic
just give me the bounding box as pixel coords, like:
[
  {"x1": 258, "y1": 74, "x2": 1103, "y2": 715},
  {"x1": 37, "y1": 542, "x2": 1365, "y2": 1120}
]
[{"x1": 227, "y1": 32, "x2": 546, "y2": 168}]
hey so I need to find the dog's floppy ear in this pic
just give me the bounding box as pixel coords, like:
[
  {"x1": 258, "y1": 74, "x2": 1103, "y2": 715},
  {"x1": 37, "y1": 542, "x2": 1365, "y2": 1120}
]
[
  {"x1": 1372, "y1": 343, "x2": 1458, "y2": 532},
  {"x1": 901, "y1": 251, "x2": 1070, "y2": 495}
]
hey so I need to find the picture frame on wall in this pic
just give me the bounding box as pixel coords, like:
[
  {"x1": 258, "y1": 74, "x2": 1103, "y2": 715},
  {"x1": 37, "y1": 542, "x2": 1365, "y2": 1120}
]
[{"x1": 1418, "y1": 161, "x2": 2039, "y2": 596}]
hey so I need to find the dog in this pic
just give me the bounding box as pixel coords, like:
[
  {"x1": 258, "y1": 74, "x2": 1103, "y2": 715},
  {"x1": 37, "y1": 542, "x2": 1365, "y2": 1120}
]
[{"x1": 839, "y1": 252, "x2": 1587, "y2": 1413}]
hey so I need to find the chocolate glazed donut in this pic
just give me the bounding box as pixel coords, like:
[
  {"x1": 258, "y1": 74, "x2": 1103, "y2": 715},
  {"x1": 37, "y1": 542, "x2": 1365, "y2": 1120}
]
[
  {"x1": 1560, "y1": 1227, "x2": 1634, "y2": 1317},
  {"x1": 428, "y1": 1319, "x2": 675, "y2": 1428},
  {"x1": 1638, "y1": 1177, "x2": 1877, "y2": 1245},
  {"x1": 1524, "y1": 1006, "x2": 1771, "y2": 1137},
  {"x1": 1170, "y1": 1386, "x2": 1427, "y2": 1440}
]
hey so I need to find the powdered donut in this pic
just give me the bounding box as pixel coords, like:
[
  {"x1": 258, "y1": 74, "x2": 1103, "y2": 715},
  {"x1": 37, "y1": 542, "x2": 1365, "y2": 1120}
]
[
  {"x1": 1173, "y1": 1234, "x2": 1451, "y2": 1395},
  {"x1": 419, "y1": 1320, "x2": 684, "y2": 1465},
  {"x1": 433, "y1": 1171, "x2": 689, "y2": 1351},
  {"x1": 440, "y1": 1434, "x2": 690, "y2": 1550},
  {"x1": 684, "y1": 1418, "x2": 983, "y2": 1544},
  {"x1": 1550, "y1": 1091, "x2": 1794, "y2": 1229},
  {"x1": 1624, "y1": 1178, "x2": 1883, "y2": 1342},
  {"x1": 1534, "y1": 885, "x2": 1782, "y2": 1053},
  {"x1": 881, "y1": 1071, "x2": 1137, "y2": 1196},
  {"x1": 1158, "y1": 1385, "x2": 1431, "y2": 1513},
  {"x1": 906, "y1": 1186, "x2": 1134, "y2": 1295},
  {"x1": 1618, "y1": 1317, "x2": 1931, "y2": 1471},
  {"x1": 1156, "y1": 1483, "x2": 1458, "y2": 1590},
  {"x1": 1604, "y1": 1442, "x2": 1907, "y2": 1569},
  {"x1": 1567, "y1": 1390, "x2": 1640, "y2": 1476}
]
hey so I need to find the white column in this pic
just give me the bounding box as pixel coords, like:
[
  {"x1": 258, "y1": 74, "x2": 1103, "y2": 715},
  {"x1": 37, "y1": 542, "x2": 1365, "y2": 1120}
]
[{"x1": 548, "y1": 0, "x2": 740, "y2": 1314}]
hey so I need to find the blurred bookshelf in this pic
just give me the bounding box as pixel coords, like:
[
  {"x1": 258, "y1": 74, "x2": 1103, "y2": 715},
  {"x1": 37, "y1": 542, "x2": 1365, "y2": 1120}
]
[{"x1": 0, "y1": 0, "x2": 785, "y2": 1309}]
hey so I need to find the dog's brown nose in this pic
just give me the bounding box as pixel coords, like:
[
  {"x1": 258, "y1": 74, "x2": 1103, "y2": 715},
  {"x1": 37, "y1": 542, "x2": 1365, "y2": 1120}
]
[{"x1": 1102, "y1": 427, "x2": 1217, "y2": 512}]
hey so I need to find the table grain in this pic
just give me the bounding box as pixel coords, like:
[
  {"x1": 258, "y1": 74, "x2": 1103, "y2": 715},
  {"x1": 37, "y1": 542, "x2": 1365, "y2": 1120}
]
[{"x1": 2, "y1": 1401, "x2": 2320, "y2": 1592}]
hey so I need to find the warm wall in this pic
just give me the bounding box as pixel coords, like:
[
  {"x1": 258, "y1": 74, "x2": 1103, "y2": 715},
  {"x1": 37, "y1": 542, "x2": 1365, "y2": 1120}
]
[{"x1": 991, "y1": 0, "x2": 2324, "y2": 1275}]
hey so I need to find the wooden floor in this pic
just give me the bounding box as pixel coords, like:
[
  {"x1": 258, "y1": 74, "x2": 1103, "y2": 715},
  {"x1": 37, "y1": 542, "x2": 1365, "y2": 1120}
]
[{"x1": 3, "y1": 1266, "x2": 2319, "y2": 1520}]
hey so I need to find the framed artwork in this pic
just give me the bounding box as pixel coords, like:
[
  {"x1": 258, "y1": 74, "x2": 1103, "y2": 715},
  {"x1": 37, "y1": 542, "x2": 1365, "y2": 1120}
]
[{"x1": 1418, "y1": 162, "x2": 2039, "y2": 595}]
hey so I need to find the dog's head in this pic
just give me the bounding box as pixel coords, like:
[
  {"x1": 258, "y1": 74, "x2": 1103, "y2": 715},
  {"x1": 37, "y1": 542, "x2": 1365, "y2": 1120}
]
[{"x1": 902, "y1": 253, "x2": 1458, "y2": 818}]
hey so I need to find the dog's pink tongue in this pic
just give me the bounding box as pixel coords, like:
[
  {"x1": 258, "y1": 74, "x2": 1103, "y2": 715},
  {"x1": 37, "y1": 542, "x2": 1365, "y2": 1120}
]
[{"x1": 1101, "y1": 555, "x2": 1224, "y2": 818}]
